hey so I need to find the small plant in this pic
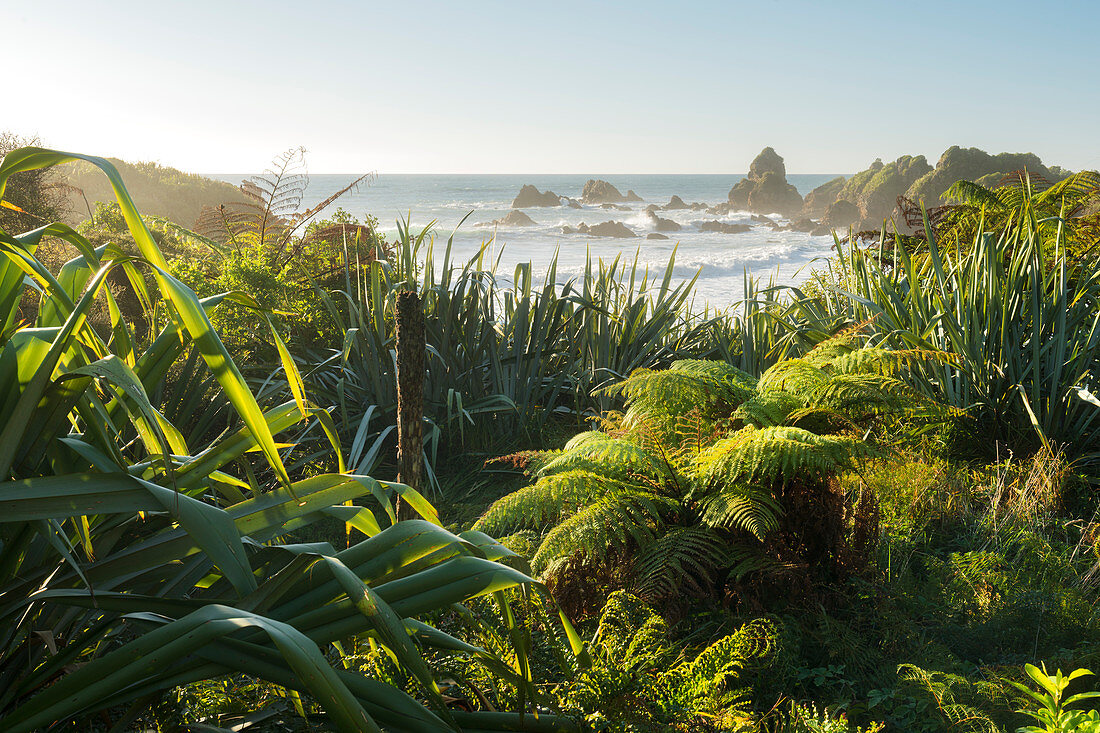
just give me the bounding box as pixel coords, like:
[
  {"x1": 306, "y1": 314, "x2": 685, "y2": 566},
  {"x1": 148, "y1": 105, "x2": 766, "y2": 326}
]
[
  {"x1": 1012, "y1": 664, "x2": 1100, "y2": 733},
  {"x1": 781, "y1": 703, "x2": 885, "y2": 732}
]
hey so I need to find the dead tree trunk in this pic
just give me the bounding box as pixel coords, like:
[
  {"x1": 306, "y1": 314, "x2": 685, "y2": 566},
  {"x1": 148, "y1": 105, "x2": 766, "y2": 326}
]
[{"x1": 395, "y1": 290, "x2": 425, "y2": 518}]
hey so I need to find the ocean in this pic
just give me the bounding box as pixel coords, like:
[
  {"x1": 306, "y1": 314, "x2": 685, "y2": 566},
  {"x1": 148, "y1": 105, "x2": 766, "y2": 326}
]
[{"x1": 207, "y1": 173, "x2": 847, "y2": 309}]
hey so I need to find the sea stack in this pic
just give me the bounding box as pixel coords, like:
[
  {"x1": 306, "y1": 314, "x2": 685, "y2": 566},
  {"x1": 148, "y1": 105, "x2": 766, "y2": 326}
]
[
  {"x1": 727, "y1": 147, "x2": 804, "y2": 217},
  {"x1": 511, "y1": 185, "x2": 562, "y2": 208}
]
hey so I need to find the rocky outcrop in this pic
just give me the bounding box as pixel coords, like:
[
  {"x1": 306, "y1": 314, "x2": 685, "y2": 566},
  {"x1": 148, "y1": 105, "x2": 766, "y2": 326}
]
[
  {"x1": 600, "y1": 203, "x2": 631, "y2": 211},
  {"x1": 835, "y1": 155, "x2": 932, "y2": 229},
  {"x1": 905, "y1": 146, "x2": 1065, "y2": 207},
  {"x1": 511, "y1": 185, "x2": 562, "y2": 208},
  {"x1": 561, "y1": 220, "x2": 636, "y2": 238},
  {"x1": 706, "y1": 202, "x2": 732, "y2": 216},
  {"x1": 699, "y1": 220, "x2": 751, "y2": 234},
  {"x1": 647, "y1": 232, "x2": 670, "y2": 240},
  {"x1": 645, "y1": 210, "x2": 681, "y2": 232},
  {"x1": 785, "y1": 218, "x2": 817, "y2": 233},
  {"x1": 479, "y1": 210, "x2": 537, "y2": 227},
  {"x1": 565, "y1": 198, "x2": 583, "y2": 209},
  {"x1": 800, "y1": 176, "x2": 846, "y2": 218},
  {"x1": 751, "y1": 214, "x2": 780, "y2": 230},
  {"x1": 821, "y1": 199, "x2": 860, "y2": 230},
  {"x1": 727, "y1": 147, "x2": 803, "y2": 217},
  {"x1": 624, "y1": 189, "x2": 644, "y2": 202},
  {"x1": 581, "y1": 179, "x2": 632, "y2": 204},
  {"x1": 662, "y1": 195, "x2": 706, "y2": 211}
]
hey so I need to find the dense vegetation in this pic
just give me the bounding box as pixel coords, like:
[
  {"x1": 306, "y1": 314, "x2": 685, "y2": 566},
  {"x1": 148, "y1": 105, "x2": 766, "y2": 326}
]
[{"x1": 1, "y1": 142, "x2": 1099, "y2": 731}]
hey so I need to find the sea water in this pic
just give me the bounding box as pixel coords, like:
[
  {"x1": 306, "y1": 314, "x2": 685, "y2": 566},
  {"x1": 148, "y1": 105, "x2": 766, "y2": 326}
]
[{"x1": 207, "y1": 173, "x2": 846, "y2": 309}]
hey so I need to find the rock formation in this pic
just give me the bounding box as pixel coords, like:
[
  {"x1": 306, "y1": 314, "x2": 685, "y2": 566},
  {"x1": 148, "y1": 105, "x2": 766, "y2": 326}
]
[
  {"x1": 581, "y1": 179, "x2": 633, "y2": 205},
  {"x1": 511, "y1": 185, "x2": 562, "y2": 208},
  {"x1": 727, "y1": 147, "x2": 803, "y2": 217},
  {"x1": 662, "y1": 195, "x2": 706, "y2": 211},
  {"x1": 561, "y1": 220, "x2": 636, "y2": 238},
  {"x1": 699, "y1": 220, "x2": 751, "y2": 234},
  {"x1": 820, "y1": 200, "x2": 860, "y2": 230},
  {"x1": 905, "y1": 146, "x2": 1065, "y2": 207},
  {"x1": 647, "y1": 232, "x2": 670, "y2": 240},
  {"x1": 800, "y1": 176, "x2": 846, "y2": 218},
  {"x1": 479, "y1": 210, "x2": 537, "y2": 227},
  {"x1": 835, "y1": 155, "x2": 932, "y2": 229},
  {"x1": 751, "y1": 214, "x2": 780, "y2": 230},
  {"x1": 645, "y1": 210, "x2": 681, "y2": 232},
  {"x1": 624, "y1": 189, "x2": 644, "y2": 202},
  {"x1": 600, "y1": 203, "x2": 631, "y2": 211}
]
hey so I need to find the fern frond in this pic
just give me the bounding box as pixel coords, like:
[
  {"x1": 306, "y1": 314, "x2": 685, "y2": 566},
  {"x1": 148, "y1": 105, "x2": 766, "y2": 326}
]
[
  {"x1": 473, "y1": 469, "x2": 632, "y2": 535},
  {"x1": 661, "y1": 618, "x2": 778, "y2": 709},
  {"x1": 607, "y1": 361, "x2": 756, "y2": 440},
  {"x1": 755, "y1": 358, "x2": 828, "y2": 396},
  {"x1": 943, "y1": 179, "x2": 1011, "y2": 209},
  {"x1": 531, "y1": 490, "x2": 680, "y2": 573},
  {"x1": 732, "y1": 390, "x2": 802, "y2": 428},
  {"x1": 814, "y1": 346, "x2": 957, "y2": 377},
  {"x1": 539, "y1": 432, "x2": 669, "y2": 482},
  {"x1": 699, "y1": 485, "x2": 781, "y2": 540},
  {"x1": 631, "y1": 526, "x2": 730, "y2": 600},
  {"x1": 696, "y1": 426, "x2": 876, "y2": 485},
  {"x1": 810, "y1": 373, "x2": 915, "y2": 418}
]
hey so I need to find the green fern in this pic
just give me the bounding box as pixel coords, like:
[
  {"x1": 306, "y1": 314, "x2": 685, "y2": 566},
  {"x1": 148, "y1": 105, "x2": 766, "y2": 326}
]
[
  {"x1": 538, "y1": 431, "x2": 670, "y2": 482},
  {"x1": 632, "y1": 526, "x2": 731, "y2": 600},
  {"x1": 696, "y1": 426, "x2": 876, "y2": 485},
  {"x1": 532, "y1": 490, "x2": 680, "y2": 573},
  {"x1": 478, "y1": 343, "x2": 943, "y2": 601},
  {"x1": 473, "y1": 469, "x2": 639, "y2": 535}
]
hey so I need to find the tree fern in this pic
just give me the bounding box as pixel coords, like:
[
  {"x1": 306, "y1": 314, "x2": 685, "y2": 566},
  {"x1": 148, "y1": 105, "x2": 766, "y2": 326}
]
[
  {"x1": 473, "y1": 469, "x2": 640, "y2": 535},
  {"x1": 538, "y1": 431, "x2": 670, "y2": 482},
  {"x1": 697, "y1": 426, "x2": 876, "y2": 485},
  {"x1": 732, "y1": 390, "x2": 803, "y2": 428},
  {"x1": 699, "y1": 484, "x2": 782, "y2": 540},
  {"x1": 479, "y1": 343, "x2": 942, "y2": 600},
  {"x1": 632, "y1": 526, "x2": 731, "y2": 601},
  {"x1": 531, "y1": 489, "x2": 679, "y2": 573},
  {"x1": 606, "y1": 359, "x2": 756, "y2": 444},
  {"x1": 756, "y1": 358, "x2": 829, "y2": 395}
]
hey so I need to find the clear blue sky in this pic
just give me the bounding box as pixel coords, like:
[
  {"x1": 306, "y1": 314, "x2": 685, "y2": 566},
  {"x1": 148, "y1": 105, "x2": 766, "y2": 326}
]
[{"x1": 6, "y1": 0, "x2": 1099, "y2": 174}]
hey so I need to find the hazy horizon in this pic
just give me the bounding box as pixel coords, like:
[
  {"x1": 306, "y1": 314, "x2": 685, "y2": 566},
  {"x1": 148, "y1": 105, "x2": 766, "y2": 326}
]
[{"x1": 7, "y1": 0, "x2": 1100, "y2": 175}]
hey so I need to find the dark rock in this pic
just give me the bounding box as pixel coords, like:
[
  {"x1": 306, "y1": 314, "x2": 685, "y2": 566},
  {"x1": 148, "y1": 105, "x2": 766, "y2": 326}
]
[
  {"x1": 786, "y1": 217, "x2": 817, "y2": 232},
  {"x1": 600, "y1": 202, "x2": 631, "y2": 211},
  {"x1": 511, "y1": 184, "x2": 562, "y2": 208},
  {"x1": 645, "y1": 210, "x2": 681, "y2": 232},
  {"x1": 564, "y1": 198, "x2": 583, "y2": 209},
  {"x1": 645, "y1": 203, "x2": 660, "y2": 212},
  {"x1": 479, "y1": 209, "x2": 537, "y2": 227},
  {"x1": 751, "y1": 214, "x2": 780, "y2": 229},
  {"x1": 727, "y1": 147, "x2": 803, "y2": 217},
  {"x1": 800, "y1": 176, "x2": 846, "y2": 218},
  {"x1": 647, "y1": 232, "x2": 670, "y2": 240},
  {"x1": 699, "y1": 220, "x2": 751, "y2": 234},
  {"x1": 706, "y1": 202, "x2": 732, "y2": 216},
  {"x1": 664, "y1": 195, "x2": 689, "y2": 210},
  {"x1": 561, "y1": 220, "x2": 636, "y2": 238},
  {"x1": 624, "y1": 189, "x2": 644, "y2": 202},
  {"x1": 821, "y1": 199, "x2": 860, "y2": 229},
  {"x1": 581, "y1": 179, "x2": 631, "y2": 204}
]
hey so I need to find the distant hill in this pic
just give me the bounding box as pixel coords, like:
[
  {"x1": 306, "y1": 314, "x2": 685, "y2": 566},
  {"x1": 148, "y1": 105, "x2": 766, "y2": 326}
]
[{"x1": 60, "y1": 158, "x2": 250, "y2": 227}]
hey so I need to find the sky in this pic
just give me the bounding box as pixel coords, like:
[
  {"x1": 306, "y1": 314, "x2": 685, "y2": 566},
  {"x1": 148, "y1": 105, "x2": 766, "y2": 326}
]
[{"x1": 4, "y1": 0, "x2": 1100, "y2": 174}]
